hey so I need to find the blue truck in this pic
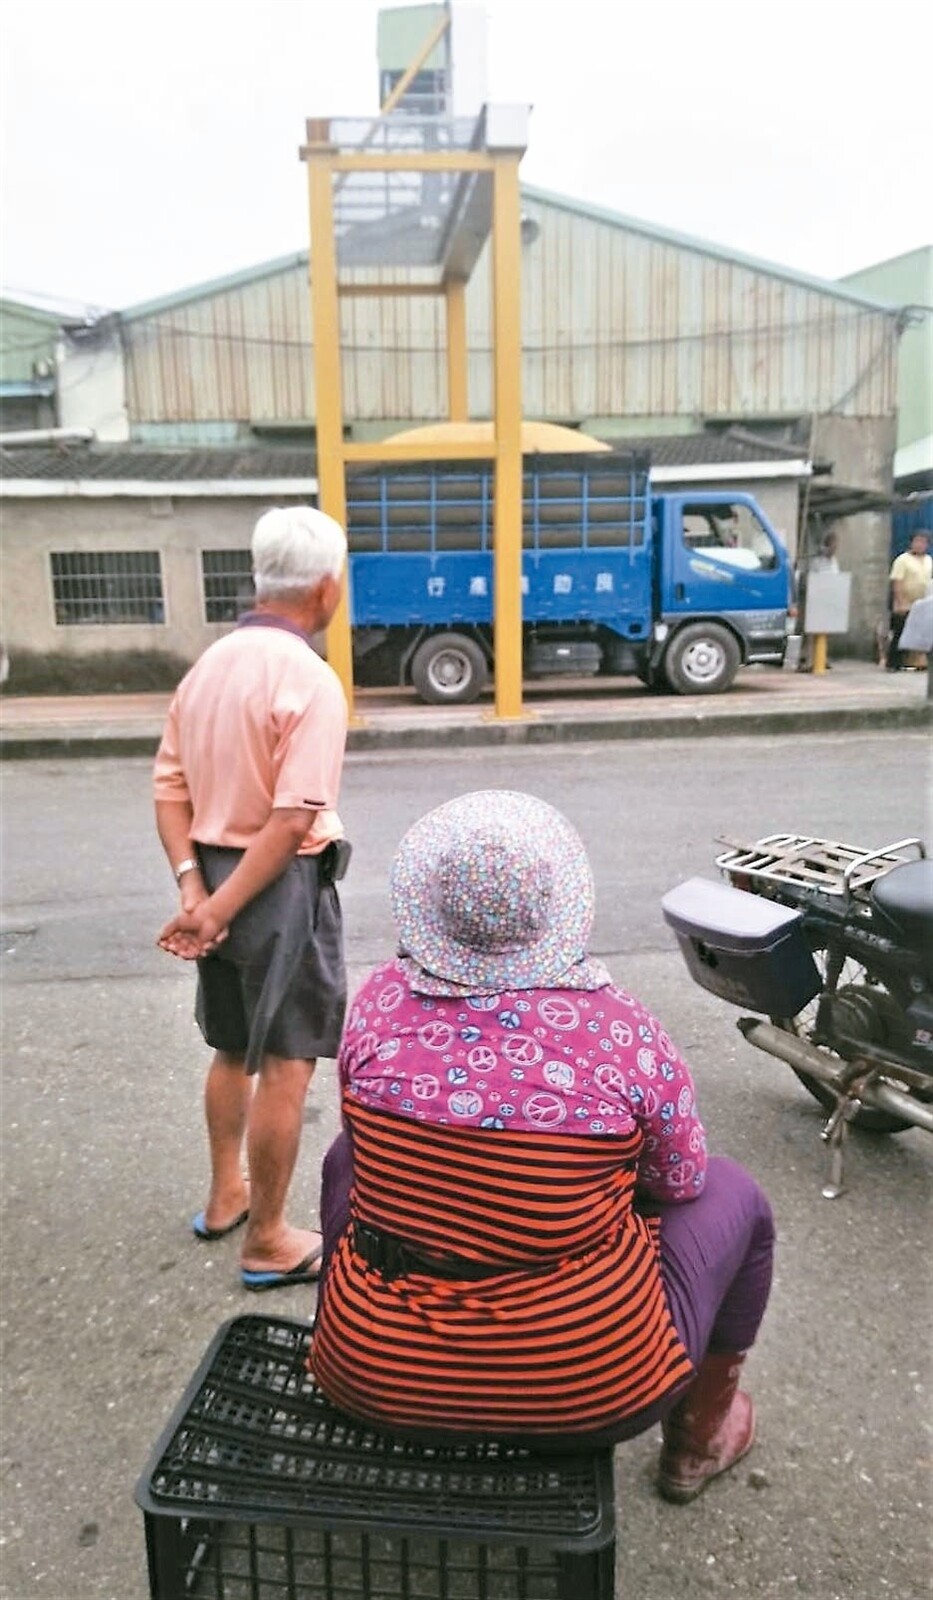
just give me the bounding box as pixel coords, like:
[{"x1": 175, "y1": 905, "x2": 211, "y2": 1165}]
[{"x1": 346, "y1": 451, "x2": 792, "y2": 703}]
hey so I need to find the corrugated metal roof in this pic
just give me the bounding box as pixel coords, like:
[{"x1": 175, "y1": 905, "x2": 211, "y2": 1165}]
[
  {"x1": 115, "y1": 185, "x2": 905, "y2": 321},
  {"x1": 521, "y1": 186, "x2": 905, "y2": 314},
  {"x1": 0, "y1": 445, "x2": 314, "y2": 481},
  {"x1": 121, "y1": 253, "x2": 311, "y2": 321},
  {"x1": 115, "y1": 188, "x2": 901, "y2": 428},
  {"x1": 0, "y1": 430, "x2": 806, "y2": 483}
]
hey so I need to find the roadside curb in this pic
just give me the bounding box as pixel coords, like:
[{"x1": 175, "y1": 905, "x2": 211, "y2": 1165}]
[
  {"x1": 346, "y1": 701, "x2": 931, "y2": 750},
  {"x1": 1, "y1": 699, "x2": 928, "y2": 760}
]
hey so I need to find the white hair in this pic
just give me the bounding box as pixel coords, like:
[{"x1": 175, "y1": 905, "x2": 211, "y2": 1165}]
[{"x1": 251, "y1": 506, "x2": 347, "y2": 599}]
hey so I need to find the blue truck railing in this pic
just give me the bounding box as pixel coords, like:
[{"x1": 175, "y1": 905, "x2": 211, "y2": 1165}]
[{"x1": 346, "y1": 453, "x2": 653, "y2": 631}]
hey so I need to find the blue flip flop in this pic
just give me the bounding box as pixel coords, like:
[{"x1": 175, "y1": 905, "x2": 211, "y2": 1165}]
[
  {"x1": 191, "y1": 1208, "x2": 249, "y2": 1242},
  {"x1": 241, "y1": 1245, "x2": 323, "y2": 1293}
]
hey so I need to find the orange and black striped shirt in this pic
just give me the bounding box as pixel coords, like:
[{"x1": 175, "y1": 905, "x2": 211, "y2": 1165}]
[{"x1": 311, "y1": 1099, "x2": 694, "y2": 1438}]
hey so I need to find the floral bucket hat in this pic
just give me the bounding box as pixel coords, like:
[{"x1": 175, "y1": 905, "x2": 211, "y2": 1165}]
[{"x1": 390, "y1": 790, "x2": 611, "y2": 996}]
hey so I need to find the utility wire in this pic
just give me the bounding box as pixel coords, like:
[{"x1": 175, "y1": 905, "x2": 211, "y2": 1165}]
[{"x1": 116, "y1": 305, "x2": 889, "y2": 358}]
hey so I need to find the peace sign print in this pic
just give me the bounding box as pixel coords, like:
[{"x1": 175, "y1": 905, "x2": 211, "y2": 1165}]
[
  {"x1": 689, "y1": 1125, "x2": 705, "y2": 1154},
  {"x1": 501, "y1": 1034, "x2": 544, "y2": 1067},
  {"x1": 356, "y1": 1033, "x2": 379, "y2": 1059},
  {"x1": 447, "y1": 1066, "x2": 470, "y2": 1087},
  {"x1": 412, "y1": 1074, "x2": 441, "y2": 1100},
  {"x1": 658, "y1": 1030, "x2": 675, "y2": 1058},
  {"x1": 460, "y1": 1025, "x2": 483, "y2": 1043},
  {"x1": 467, "y1": 994, "x2": 501, "y2": 1012},
  {"x1": 609, "y1": 1019, "x2": 633, "y2": 1048},
  {"x1": 417, "y1": 1021, "x2": 455, "y2": 1052},
  {"x1": 678, "y1": 1086, "x2": 694, "y2": 1117},
  {"x1": 637, "y1": 1048, "x2": 657, "y2": 1075},
  {"x1": 376, "y1": 1038, "x2": 401, "y2": 1062},
  {"x1": 467, "y1": 1045, "x2": 498, "y2": 1072},
  {"x1": 537, "y1": 997, "x2": 580, "y2": 1030},
  {"x1": 448, "y1": 1089, "x2": 484, "y2": 1118},
  {"x1": 521, "y1": 1092, "x2": 568, "y2": 1128},
  {"x1": 543, "y1": 1059, "x2": 576, "y2": 1090},
  {"x1": 594, "y1": 1061, "x2": 627, "y2": 1096},
  {"x1": 376, "y1": 982, "x2": 405, "y2": 1013}
]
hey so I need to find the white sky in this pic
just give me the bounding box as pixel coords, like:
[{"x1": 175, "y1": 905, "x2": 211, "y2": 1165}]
[{"x1": 1, "y1": 0, "x2": 931, "y2": 313}]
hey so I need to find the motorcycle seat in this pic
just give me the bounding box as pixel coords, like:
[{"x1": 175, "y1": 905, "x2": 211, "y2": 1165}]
[{"x1": 870, "y1": 859, "x2": 933, "y2": 950}]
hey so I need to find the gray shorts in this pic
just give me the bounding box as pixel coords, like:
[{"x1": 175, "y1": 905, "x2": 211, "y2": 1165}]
[{"x1": 194, "y1": 845, "x2": 347, "y2": 1073}]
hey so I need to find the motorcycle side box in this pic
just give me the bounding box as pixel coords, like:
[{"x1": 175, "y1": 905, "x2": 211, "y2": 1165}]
[{"x1": 662, "y1": 877, "x2": 822, "y2": 1015}]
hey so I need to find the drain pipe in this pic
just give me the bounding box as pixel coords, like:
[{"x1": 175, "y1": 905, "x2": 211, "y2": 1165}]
[{"x1": 0, "y1": 427, "x2": 95, "y2": 447}]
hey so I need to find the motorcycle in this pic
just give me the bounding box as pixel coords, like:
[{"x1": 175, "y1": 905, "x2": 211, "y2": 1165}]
[{"x1": 662, "y1": 834, "x2": 933, "y2": 1197}]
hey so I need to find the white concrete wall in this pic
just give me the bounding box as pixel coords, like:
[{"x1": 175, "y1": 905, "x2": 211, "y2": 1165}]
[
  {"x1": 0, "y1": 497, "x2": 269, "y2": 663},
  {"x1": 57, "y1": 323, "x2": 129, "y2": 443}
]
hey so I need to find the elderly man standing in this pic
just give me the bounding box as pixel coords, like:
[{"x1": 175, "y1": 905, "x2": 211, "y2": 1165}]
[{"x1": 154, "y1": 506, "x2": 349, "y2": 1292}]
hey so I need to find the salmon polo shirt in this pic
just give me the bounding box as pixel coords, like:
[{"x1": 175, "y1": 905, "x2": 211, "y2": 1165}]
[{"x1": 153, "y1": 620, "x2": 348, "y2": 855}]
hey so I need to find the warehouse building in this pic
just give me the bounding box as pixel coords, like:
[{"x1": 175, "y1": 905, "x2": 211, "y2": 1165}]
[{"x1": 0, "y1": 184, "x2": 903, "y2": 672}]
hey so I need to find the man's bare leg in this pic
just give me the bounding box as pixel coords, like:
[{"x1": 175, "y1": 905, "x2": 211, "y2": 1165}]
[
  {"x1": 240, "y1": 1054, "x2": 320, "y2": 1272},
  {"x1": 202, "y1": 1050, "x2": 252, "y2": 1230}
]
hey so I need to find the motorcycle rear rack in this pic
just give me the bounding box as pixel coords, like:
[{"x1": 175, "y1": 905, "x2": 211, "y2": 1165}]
[{"x1": 714, "y1": 833, "x2": 926, "y2": 897}]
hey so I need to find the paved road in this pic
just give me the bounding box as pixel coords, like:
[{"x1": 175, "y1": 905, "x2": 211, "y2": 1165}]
[{"x1": 1, "y1": 731, "x2": 931, "y2": 1599}]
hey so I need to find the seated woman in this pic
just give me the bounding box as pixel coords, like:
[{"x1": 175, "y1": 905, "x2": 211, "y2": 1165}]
[{"x1": 311, "y1": 791, "x2": 774, "y2": 1503}]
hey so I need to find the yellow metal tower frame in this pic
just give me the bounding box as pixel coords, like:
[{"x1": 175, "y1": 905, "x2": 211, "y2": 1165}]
[{"x1": 300, "y1": 56, "x2": 528, "y2": 720}]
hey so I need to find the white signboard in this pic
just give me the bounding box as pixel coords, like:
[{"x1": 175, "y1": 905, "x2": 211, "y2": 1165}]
[{"x1": 804, "y1": 571, "x2": 852, "y2": 636}]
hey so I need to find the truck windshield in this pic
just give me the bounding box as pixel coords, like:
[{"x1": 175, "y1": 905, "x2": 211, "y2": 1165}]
[{"x1": 682, "y1": 502, "x2": 778, "y2": 571}]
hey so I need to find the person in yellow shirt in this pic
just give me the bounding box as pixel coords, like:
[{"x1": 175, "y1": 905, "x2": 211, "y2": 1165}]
[{"x1": 888, "y1": 532, "x2": 932, "y2": 671}]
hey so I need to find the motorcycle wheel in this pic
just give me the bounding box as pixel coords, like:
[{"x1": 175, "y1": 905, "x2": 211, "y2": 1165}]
[{"x1": 771, "y1": 949, "x2": 912, "y2": 1134}]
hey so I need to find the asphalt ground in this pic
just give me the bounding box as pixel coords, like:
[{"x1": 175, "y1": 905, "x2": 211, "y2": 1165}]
[{"x1": 1, "y1": 728, "x2": 932, "y2": 1600}]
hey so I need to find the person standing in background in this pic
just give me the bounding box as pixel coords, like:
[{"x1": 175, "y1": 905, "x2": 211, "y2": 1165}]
[
  {"x1": 154, "y1": 506, "x2": 349, "y2": 1292},
  {"x1": 888, "y1": 531, "x2": 932, "y2": 671}
]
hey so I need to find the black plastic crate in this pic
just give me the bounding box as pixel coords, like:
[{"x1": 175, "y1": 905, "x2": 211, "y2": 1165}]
[{"x1": 136, "y1": 1315, "x2": 617, "y2": 1600}]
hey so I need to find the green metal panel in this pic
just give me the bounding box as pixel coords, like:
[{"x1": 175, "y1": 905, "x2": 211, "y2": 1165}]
[
  {"x1": 377, "y1": 4, "x2": 448, "y2": 71},
  {"x1": 0, "y1": 300, "x2": 59, "y2": 384},
  {"x1": 840, "y1": 247, "x2": 933, "y2": 451}
]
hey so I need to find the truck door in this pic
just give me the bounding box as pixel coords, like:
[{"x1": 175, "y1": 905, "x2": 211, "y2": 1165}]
[{"x1": 661, "y1": 493, "x2": 790, "y2": 614}]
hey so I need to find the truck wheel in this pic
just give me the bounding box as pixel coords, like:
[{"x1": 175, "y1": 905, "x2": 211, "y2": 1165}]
[
  {"x1": 663, "y1": 623, "x2": 740, "y2": 695},
  {"x1": 410, "y1": 633, "x2": 488, "y2": 705}
]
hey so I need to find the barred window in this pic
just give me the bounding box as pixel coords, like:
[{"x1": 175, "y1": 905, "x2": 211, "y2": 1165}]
[
  {"x1": 201, "y1": 549, "x2": 254, "y2": 623},
  {"x1": 50, "y1": 551, "x2": 164, "y2": 625}
]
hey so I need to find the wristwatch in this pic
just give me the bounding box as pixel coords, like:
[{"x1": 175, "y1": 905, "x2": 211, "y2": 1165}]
[{"x1": 174, "y1": 857, "x2": 200, "y2": 883}]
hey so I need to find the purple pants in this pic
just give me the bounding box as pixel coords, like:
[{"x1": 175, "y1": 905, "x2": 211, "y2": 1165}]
[{"x1": 318, "y1": 1135, "x2": 774, "y2": 1444}]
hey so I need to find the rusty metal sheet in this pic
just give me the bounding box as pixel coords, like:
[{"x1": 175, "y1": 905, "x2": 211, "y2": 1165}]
[{"x1": 123, "y1": 200, "x2": 897, "y2": 426}]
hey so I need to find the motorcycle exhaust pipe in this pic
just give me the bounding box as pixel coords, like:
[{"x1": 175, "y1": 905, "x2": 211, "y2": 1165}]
[{"x1": 737, "y1": 1018, "x2": 933, "y2": 1134}]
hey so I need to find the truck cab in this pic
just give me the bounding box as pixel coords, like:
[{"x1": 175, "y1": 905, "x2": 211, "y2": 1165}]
[{"x1": 651, "y1": 492, "x2": 792, "y2": 692}]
